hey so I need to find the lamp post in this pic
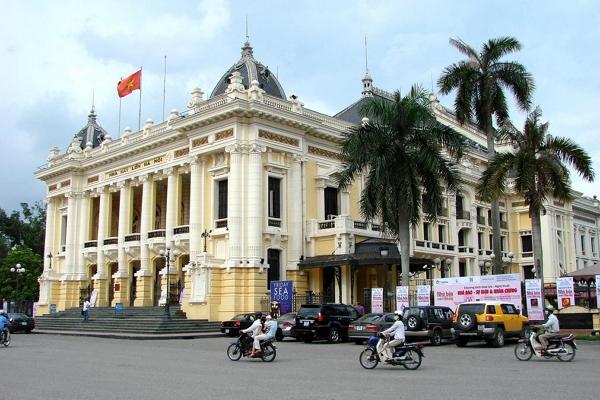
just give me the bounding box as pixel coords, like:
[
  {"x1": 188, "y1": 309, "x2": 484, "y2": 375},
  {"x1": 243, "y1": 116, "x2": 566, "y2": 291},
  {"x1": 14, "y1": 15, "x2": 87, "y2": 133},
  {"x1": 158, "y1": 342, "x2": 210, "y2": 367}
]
[
  {"x1": 158, "y1": 247, "x2": 179, "y2": 318},
  {"x1": 201, "y1": 229, "x2": 212, "y2": 253},
  {"x1": 47, "y1": 253, "x2": 53, "y2": 270},
  {"x1": 379, "y1": 247, "x2": 389, "y2": 311},
  {"x1": 503, "y1": 252, "x2": 514, "y2": 273},
  {"x1": 10, "y1": 264, "x2": 26, "y2": 312},
  {"x1": 478, "y1": 258, "x2": 492, "y2": 275}
]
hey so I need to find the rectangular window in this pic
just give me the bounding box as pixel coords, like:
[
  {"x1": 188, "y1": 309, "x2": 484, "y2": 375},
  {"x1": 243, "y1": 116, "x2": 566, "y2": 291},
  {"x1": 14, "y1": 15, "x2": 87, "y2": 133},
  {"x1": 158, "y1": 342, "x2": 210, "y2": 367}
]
[
  {"x1": 592, "y1": 237, "x2": 597, "y2": 255},
  {"x1": 423, "y1": 222, "x2": 430, "y2": 241},
  {"x1": 521, "y1": 235, "x2": 533, "y2": 253},
  {"x1": 489, "y1": 234, "x2": 493, "y2": 250},
  {"x1": 324, "y1": 187, "x2": 338, "y2": 219},
  {"x1": 267, "y1": 249, "x2": 280, "y2": 288},
  {"x1": 581, "y1": 235, "x2": 586, "y2": 254},
  {"x1": 478, "y1": 232, "x2": 483, "y2": 249},
  {"x1": 60, "y1": 215, "x2": 67, "y2": 252},
  {"x1": 268, "y1": 177, "x2": 281, "y2": 218},
  {"x1": 438, "y1": 224, "x2": 446, "y2": 243},
  {"x1": 487, "y1": 209, "x2": 492, "y2": 223},
  {"x1": 501, "y1": 236, "x2": 506, "y2": 252},
  {"x1": 218, "y1": 180, "x2": 228, "y2": 219}
]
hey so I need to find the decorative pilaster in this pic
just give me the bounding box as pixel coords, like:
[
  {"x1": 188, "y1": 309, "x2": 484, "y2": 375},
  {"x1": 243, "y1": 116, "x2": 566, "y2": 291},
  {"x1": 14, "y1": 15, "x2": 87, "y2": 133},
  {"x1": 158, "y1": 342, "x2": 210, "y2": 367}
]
[
  {"x1": 43, "y1": 197, "x2": 57, "y2": 272},
  {"x1": 189, "y1": 157, "x2": 204, "y2": 260},
  {"x1": 246, "y1": 143, "x2": 265, "y2": 266},
  {"x1": 76, "y1": 192, "x2": 90, "y2": 277},
  {"x1": 287, "y1": 154, "x2": 303, "y2": 269},
  {"x1": 135, "y1": 174, "x2": 154, "y2": 306},
  {"x1": 64, "y1": 192, "x2": 78, "y2": 274},
  {"x1": 165, "y1": 168, "x2": 178, "y2": 246},
  {"x1": 113, "y1": 180, "x2": 131, "y2": 306},
  {"x1": 93, "y1": 187, "x2": 110, "y2": 306},
  {"x1": 226, "y1": 143, "x2": 244, "y2": 266}
]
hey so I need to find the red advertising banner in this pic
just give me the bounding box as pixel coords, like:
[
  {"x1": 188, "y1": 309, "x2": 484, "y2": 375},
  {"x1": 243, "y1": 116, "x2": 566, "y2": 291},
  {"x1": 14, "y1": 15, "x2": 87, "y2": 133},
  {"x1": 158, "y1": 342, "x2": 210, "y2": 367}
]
[
  {"x1": 371, "y1": 288, "x2": 384, "y2": 313},
  {"x1": 417, "y1": 285, "x2": 431, "y2": 306},
  {"x1": 525, "y1": 279, "x2": 544, "y2": 321},
  {"x1": 556, "y1": 277, "x2": 575, "y2": 309}
]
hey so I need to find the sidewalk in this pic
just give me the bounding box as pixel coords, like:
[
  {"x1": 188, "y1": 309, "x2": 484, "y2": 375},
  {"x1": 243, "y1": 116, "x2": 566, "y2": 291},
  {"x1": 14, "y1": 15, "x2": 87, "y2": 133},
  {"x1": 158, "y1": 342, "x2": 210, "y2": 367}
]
[{"x1": 33, "y1": 330, "x2": 223, "y2": 340}]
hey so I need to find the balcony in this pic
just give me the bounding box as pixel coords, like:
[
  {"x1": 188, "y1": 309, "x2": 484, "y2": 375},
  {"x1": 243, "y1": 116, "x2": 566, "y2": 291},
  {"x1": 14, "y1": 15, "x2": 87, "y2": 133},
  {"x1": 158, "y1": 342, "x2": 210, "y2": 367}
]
[
  {"x1": 500, "y1": 220, "x2": 508, "y2": 229},
  {"x1": 414, "y1": 240, "x2": 455, "y2": 252},
  {"x1": 103, "y1": 237, "x2": 118, "y2": 246},
  {"x1": 84, "y1": 240, "x2": 97, "y2": 248},
  {"x1": 477, "y1": 216, "x2": 486, "y2": 225},
  {"x1": 268, "y1": 218, "x2": 282, "y2": 228},
  {"x1": 456, "y1": 210, "x2": 471, "y2": 220},
  {"x1": 147, "y1": 229, "x2": 166, "y2": 239},
  {"x1": 215, "y1": 218, "x2": 228, "y2": 229},
  {"x1": 458, "y1": 246, "x2": 475, "y2": 254},
  {"x1": 124, "y1": 234, "x2": 141, "y2": 242},
  {"x1": 173, "y1": 225, "x2": 189, "y2": 235},
  {"x1": 306, "y1": 216, "x2": 382, "y2": 239},
  {"x1": 478, "y1": 249, "x2": 494, "y2": 256}
]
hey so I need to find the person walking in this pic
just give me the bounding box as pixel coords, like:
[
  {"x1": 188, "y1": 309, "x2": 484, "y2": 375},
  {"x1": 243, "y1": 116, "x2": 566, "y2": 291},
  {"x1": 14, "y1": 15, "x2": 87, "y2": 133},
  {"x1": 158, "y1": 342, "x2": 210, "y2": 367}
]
[{"x1": 82, "y1": 298, "x2": 91, "y2": 322}]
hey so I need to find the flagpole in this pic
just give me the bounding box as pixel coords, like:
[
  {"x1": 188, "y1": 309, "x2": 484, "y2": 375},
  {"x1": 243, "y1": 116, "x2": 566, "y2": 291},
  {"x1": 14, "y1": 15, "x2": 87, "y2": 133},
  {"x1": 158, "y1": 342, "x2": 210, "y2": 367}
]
[
  {"x1": 138, "y1": 66, "x2": 143, "y2": 131},
  {"x1": 118, "y1": 97, "x2": 122, "y2": 136},
  {"x1": 162, "y1": 55, "x2": 167, "y2": 122}
]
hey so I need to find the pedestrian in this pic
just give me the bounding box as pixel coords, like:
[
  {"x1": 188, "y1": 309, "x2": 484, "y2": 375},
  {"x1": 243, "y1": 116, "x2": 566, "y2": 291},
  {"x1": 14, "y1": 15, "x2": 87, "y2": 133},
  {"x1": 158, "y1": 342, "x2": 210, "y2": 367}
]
[
  {"x1": 354, "y1": 303, "x2": 365, "y2": 316},
  {"x1": 82, "y1": 298, "x2": 91, "y2": 321}
]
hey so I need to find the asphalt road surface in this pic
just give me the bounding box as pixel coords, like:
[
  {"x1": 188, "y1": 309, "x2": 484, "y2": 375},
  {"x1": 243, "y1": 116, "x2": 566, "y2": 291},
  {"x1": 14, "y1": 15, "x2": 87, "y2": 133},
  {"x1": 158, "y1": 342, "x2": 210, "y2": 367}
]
[{"x1": 2, "y1": 334, "x2": 598, "y2": 400}]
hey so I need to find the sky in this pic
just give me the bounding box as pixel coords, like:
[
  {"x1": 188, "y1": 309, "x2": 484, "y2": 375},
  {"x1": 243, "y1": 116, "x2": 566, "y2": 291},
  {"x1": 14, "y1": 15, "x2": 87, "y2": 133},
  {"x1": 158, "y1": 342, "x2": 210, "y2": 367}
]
[{"x1": 1, "y1": 0, "x2": 598, "y2": 212}]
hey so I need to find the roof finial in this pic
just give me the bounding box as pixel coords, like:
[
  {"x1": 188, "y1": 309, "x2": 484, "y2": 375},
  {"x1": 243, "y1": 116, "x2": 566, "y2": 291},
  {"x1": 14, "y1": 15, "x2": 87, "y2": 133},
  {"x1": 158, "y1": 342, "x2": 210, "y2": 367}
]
[
  {"x1": 241, "y1": 15, "x2": 253, "y2": 57},
  {"x1": 245, "y1": 15, "x2": 249, "y2": 43},
  {"x1": 91, "y1": 89, "x2": 95, "y2": 114},
  {"x1": 362, "y1": 36, "x2": 373, "y2": 97},
  {"x1": 364, "y1": 36, "x2": 369, "y2": 75}
]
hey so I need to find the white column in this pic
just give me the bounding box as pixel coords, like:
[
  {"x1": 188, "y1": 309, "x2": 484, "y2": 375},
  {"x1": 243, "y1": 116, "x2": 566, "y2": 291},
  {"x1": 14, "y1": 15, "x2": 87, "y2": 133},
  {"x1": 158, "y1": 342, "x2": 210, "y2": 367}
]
[
  {"x1": 116, "y1": 181, "x2": 131, "y2": 276},
  {"x1": 246, "y1": 143, "x2": 264, "y2": 265},
  {"x1": 64, "y1": 192, "x2": 78, "y2": 274},
  {"x1": 76, "y1": 192, "x2": 90, "y2": 276},
  {"x1": 43, "y1": 197, "x2": 57, "y2": 271},
  {"x1": 165, "y1": 168, "x2": 178, "y2": 246},
  {"x1": 226, "y1": 144, "x2": 243, "y2": 265},
  {"x1": 287, "y1": 154, "x2": 303, "y2": 268},
  {"x1": 96, "y1": 187, "x2": 109, "y2": 277},
  {"x1": 189, "y1": 157, "x2": 204, "y2": 259},
  {"x1": 340, "y1": 189, "x2": 350, "y2": 216},
  {"x1": 316, "y1": 181, "x2": 325, "y2": 220},
  {"x1": 140, "y1": 175, "x2": 154, "y2": 273}
]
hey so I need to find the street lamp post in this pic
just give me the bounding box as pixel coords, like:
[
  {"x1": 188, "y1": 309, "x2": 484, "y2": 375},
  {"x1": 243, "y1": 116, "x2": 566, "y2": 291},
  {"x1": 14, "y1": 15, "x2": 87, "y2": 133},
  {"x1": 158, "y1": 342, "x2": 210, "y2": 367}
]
[
  {"x1": 47, "y1": 253, "x2": 53, "y2": 270},
  {"x1": 158, "y1": 247, "x2": 179, "y2": 318},
  {"x1": 478, "y1": 258, "x2": 492, "y2": 275},
  {"x1": 10, "y1": 264, "x2": 26, "y2": 312}
]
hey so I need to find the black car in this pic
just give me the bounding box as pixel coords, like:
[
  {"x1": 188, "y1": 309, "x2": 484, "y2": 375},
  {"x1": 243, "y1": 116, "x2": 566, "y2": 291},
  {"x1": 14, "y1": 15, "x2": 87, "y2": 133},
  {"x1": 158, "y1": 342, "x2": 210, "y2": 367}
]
[
  {"x1": 294, "y1": 303, "x2": 359, "y2": 343},
  {"x1": 7, "y1": 313, "x2": 35, "y2": 334},
  {"x1": 348, "y1": 312, "x2": 395, "y2": 344},
  {"x1": 402, "y1": 306, "x2": 454, "y2": 346},
  {"x1": 220, "y1": 312, "x2": 263, "y2": 337}
]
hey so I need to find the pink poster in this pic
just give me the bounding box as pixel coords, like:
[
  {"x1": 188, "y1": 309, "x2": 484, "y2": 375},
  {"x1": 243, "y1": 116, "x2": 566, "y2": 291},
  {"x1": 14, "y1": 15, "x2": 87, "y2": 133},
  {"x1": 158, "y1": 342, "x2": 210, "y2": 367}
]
[
  {"x1": 417, "y1": 285, "x2": 431, "y2": 306},
  {"x1": 433, "y1": 274, "x2": 522, "y2": 311},
  {"x1": 371, "y1": 288, "x2": 384, "y2": 313},
  {"x1": 556, "y1": 277, "x2": 575, "y2": 309},
  {"x1": 596, "y1": 275, "x2": 600, "y2": 308},
  {"x1": 395, "y1": 286, "x2": 409, "y2": 312},
  {"x1": 525, "y1": 279, "x2": 544, "y2": 321}
]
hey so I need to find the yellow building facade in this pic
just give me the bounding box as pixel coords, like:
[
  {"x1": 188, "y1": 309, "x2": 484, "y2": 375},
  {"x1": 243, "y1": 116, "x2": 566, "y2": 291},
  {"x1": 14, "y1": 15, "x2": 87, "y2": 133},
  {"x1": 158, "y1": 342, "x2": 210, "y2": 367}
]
[{"x1": 35, "y1": 41, "x2": 588, "y2": 320}]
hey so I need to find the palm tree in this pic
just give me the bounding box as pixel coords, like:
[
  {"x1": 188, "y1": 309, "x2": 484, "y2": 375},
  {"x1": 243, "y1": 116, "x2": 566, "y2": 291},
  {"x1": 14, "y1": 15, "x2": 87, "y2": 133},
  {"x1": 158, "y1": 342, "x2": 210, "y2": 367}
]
[
  {"x1": 336, "y1": 85, "x2": 465, "y2": 286},
  {"x1": 479, "y1": 108, "x2": 594, "y2": 294},
  {"x1": 438, "y1": 36, "x2": 535, "y2": 274}
]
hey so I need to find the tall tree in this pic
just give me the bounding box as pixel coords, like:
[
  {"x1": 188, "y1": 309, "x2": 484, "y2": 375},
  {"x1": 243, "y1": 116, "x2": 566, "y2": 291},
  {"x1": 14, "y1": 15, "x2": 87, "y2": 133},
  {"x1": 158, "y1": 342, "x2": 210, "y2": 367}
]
[
  {"x1": 336, "y1": 85, "x2": 465, "y2": 286},
  {"x1": 0, "y1": 246, "x2": 42, "y2": 304},
  {"x1": 0, "y1": 202, "x2": 46, "y2": 257},
  {"x1": 438, "y1": 36, "x2": 535, "y2": 274},
  {"x1": 479, "y1": 108, "x2": 594, "y2": 295}
]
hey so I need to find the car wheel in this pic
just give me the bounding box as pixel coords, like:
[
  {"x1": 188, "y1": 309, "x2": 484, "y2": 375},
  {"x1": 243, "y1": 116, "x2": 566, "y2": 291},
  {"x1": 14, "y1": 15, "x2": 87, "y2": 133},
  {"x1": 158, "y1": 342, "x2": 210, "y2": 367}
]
[
  {"x1": 456, "y1": 337, "x2": 468, "y2": 347},
  {"x1": 430, "y1": 329, "x2": 442, "y2": 346},
  {"x1": 327, "y1": 327, "x2": 340, "y2": 343},
  {"x1": 490, "y1": 328, "x2": 505, "y2": 348},
  {"x1": 457, "y1": 313, "x2": 476, "y2": 331},
  {"x1": 25, "y1": 330, "x2": 31, "y2": 334},
  {"x1": 406, "y1": 315, "x2": 422, "y2": 331},
  {"x1": 303, "y1": 336, "x2": 313, "y2": 343}
]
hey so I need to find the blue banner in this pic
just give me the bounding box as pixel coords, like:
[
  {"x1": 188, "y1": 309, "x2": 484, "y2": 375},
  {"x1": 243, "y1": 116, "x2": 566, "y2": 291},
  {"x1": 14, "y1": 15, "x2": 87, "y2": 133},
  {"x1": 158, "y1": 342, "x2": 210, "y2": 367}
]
[{"x1": 270, "y1": 280, "x2": 293, "y2": 315}]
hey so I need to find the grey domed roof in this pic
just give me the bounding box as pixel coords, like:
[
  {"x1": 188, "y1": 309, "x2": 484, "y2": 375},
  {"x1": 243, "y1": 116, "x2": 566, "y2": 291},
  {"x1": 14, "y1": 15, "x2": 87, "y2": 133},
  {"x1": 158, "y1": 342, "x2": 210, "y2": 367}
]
[
  {"x1": 209, "y1": 41, "x2": 286, "y2": 99},
  {"x1": 72, "y1": 108, "x2": 108, "y2": 149}
]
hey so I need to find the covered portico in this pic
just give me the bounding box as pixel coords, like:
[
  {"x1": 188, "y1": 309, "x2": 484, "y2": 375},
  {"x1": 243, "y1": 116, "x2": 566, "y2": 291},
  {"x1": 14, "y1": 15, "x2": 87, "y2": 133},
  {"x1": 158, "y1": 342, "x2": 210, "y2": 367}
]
[{"x1": 298, "y1": 238, "x2": 430, "y2": 310}]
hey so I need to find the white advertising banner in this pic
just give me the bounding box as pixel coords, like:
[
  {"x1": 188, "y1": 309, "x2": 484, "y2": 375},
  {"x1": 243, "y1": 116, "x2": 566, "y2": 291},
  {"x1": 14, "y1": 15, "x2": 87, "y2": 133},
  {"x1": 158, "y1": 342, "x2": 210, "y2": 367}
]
[
  {"x1": 525, "y1": 279, "x2": 544, "y2": 321},
  {"x1": 596, "y1": 275, "x2": 600, "y2": 308},
  {"x1": 371, "y1": 288, "x2": 384, "y2": 313},
  {"x1": 556, "y1": 277, "x2": 575, "y2": 309},
  {"x1": 433, "y1": 274, "x2": 523, "y2": 311},
  {"x1": 89, "y1": 289, "x2": 98, "y2": 307},
  {"x1": 395, "y1": 286, "x2": 409, "y2": 312},
  {"x1": 416, "y1": 285, "x2": 431, "y2": 306}
]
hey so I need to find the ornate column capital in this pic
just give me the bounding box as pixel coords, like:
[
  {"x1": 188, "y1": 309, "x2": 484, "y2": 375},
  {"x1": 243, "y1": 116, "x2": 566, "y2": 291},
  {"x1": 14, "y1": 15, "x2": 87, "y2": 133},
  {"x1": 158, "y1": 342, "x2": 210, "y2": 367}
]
[
  {"x1": 248, "y1": 142, "x2": 266, "y2": 154},
  {"x1": 225, "y1": 142, "x2": 246, "y2": 154}
]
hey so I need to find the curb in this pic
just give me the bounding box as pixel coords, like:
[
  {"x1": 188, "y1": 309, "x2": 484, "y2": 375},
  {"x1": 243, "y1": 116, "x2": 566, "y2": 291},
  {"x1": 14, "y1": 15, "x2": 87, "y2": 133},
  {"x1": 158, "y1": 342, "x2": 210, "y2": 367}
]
[{"x1": 33, "y1": 330, "x2": 224, "y2": 340}]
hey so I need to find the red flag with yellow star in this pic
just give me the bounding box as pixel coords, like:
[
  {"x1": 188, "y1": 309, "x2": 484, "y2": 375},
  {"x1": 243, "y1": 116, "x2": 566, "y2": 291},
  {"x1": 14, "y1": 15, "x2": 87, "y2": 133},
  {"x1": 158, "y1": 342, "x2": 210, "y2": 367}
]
[{"x1": 117, "y1": 69, "x2": 142, "y2": 97}]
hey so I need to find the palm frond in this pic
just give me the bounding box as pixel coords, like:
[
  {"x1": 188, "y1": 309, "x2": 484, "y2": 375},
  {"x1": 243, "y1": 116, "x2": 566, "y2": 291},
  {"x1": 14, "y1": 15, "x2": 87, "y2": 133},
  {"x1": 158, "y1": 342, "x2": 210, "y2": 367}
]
[
  {"x1": 482, "y1": 37, "x2": 522, "y2": 64},
  {"x1": 449, "y1": 37, "x2": 481, "y2": 64}
]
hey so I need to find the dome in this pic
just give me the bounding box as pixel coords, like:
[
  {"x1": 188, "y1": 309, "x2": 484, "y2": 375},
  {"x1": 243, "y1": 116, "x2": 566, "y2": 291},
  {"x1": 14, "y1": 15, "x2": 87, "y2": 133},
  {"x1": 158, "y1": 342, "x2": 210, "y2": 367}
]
[
  {"x1": 209, "y1": 41, "x2": 286, "y2": 99},
  {"x1": 72, "y1": 107, "x2": 108, "y2": 149}
]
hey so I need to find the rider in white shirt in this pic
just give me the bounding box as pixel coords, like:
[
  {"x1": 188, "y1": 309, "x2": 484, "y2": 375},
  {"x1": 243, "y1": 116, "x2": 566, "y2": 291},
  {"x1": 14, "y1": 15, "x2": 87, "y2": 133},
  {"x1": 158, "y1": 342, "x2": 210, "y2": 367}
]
[
  {"x1": 538, "y1": 306, "x2": 560, "y2": 352},
  {"x1": 380, "y1": 311, "x2": 406, "y2": 362},
  {"x1": 251, "y1": 315, "x2": 278, "y2": 357}
]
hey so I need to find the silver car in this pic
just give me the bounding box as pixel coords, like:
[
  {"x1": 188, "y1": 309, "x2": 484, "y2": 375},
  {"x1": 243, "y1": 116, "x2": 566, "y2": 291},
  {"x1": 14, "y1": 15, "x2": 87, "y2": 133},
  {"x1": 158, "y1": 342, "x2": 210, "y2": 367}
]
[{"x1": 276, "y1": 312, "x2": 297, "y2": 341}]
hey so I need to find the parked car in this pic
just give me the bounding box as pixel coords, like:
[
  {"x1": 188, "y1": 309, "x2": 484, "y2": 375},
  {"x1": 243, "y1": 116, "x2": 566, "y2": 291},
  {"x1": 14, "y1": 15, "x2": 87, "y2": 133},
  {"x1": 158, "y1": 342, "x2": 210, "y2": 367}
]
[
  {"x1": 276, "y1": 312, "x2": 297, "y2": 341},
  {"x1": 402, "y1": 306, "x2": 454, "y2": 346},
  {"x1": 348, "y1": 312, "x2": 395, "y2": 344},
  {"x1": 220, "y1": 312, "x2": 263, "y2": 337},
  {"x1": 452, "y1": 301, "x2": 529, "y2": 347},
  {"x1": 295, "y1": 303, "x2": 359, "y2": 343},
  {"x1": 7, "y1": 313, "x2": 35, "y2": 334}
]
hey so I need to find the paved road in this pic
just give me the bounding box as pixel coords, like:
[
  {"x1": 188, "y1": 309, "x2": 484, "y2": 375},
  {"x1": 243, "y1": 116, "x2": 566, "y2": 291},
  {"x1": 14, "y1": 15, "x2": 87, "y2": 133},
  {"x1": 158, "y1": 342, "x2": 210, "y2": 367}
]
[{"x1": 2, "y1": 334, "x2": 598, "y2": 400}]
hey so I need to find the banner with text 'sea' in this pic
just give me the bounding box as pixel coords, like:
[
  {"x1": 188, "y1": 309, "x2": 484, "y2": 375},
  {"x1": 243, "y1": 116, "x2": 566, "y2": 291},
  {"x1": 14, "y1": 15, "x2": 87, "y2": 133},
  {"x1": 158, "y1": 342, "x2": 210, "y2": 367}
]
[
  {"x1": 270, "y1": 280, "x2": 294, "y2": 315},
  {"x1": 433, "y1": 274, "x2": 522, "y2": 311}
]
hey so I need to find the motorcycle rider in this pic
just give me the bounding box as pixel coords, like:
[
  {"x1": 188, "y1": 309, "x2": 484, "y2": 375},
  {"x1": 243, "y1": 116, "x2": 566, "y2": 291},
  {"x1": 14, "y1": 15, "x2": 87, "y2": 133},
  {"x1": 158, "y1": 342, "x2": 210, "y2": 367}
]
[
  {"x1": 379, "y1": 311, "x2": 405, "y2": 363},
  {"x1": 250, "y1": 314, "x2": 278, "y2": 357},
  {"x1": 538, "y1": 306, "x2": 560, "y2": 354},
  {"x1": 0, "y1": 310, "x2": 11, "y2": 343},
  {"x1": 241, "y1": 313, "x2": 263, "y2": 355}
]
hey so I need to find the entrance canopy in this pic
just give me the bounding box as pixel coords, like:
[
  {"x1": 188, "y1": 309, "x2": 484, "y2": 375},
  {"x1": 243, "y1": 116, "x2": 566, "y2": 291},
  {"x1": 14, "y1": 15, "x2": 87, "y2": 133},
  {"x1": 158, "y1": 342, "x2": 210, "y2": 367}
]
[
  {"x1": 563, "y1": 263, "x2": 600, "y2": 280},
  {"x1": 298, "y1": 238, "x2": 431, "y2": 271}
]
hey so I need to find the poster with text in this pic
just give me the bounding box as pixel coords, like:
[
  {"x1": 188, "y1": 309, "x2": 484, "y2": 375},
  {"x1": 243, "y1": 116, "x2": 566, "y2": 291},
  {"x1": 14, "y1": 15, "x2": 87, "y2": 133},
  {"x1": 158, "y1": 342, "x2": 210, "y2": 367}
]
[
  {"x1": 371, "y1": 288, "x2": 384, "y2": 313},
  {"x1": 417, "y1": 285, "x2": 431, "y2": 306},
  {"x1": 270, "y1": 280, "x2": 293, "y2": 315},
  {"x1": 433, "y1": 274, "x2": 522, "y2": 310},
  {"x1": 89, "y1": 289, "x2": 98, "y2": 307},
  {"x1": 596, "y1": 275, "x2": 600, "y2": 308},
  {"x1": 556, "y1": 277, "x2": 575, "y2": 309},
  {"x1": 395, "y1": 286, "x2": 409, "y2": 312},
  {"x1": 525, "y1": 279, "x2": 544, "y2": 321}
]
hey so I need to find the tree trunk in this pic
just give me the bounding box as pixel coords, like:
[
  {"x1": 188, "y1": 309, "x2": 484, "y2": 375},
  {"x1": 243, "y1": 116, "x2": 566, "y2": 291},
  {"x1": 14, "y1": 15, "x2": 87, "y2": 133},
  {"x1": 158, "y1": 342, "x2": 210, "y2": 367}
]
[
  {"x1": 397, "y1": 209, "x2": 411, "y2": 288},
  {"x1": 531, "y1": 207, "x2": 545, "y2": 303},
  {"x1": 485, "y1": 116, "x2": 503, "y2": 274}
]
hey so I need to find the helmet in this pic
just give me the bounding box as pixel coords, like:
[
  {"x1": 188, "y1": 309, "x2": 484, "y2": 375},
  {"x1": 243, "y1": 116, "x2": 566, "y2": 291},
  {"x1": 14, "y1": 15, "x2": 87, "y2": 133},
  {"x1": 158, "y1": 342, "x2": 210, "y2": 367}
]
[
  {"x1": 393, "y1": 310, "x2": 403, "y2": 321},
  {"x1": 545, "y1": 305, "x2": 555, "y2": 314},
  {"x1": 248, "y1": 315, "x2": 255, "y2": 322}
]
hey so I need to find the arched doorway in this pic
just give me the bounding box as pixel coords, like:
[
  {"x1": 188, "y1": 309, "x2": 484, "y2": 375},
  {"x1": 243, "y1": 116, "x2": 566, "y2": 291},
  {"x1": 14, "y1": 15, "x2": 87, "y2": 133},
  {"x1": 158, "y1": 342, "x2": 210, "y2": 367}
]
[
  {"x1": 130, "y1": 260, "x2": 140, "y2": 307},
  {"x1": 153, "y1": 257, "x2": 165, "y2": 306},
  {"x1": 108, "y1": 263, "x2": 118, "y2": 304}
]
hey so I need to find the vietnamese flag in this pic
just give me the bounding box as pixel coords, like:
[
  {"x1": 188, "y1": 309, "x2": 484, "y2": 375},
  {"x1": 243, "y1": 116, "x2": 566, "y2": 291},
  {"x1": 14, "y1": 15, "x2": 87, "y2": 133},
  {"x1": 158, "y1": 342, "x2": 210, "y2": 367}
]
[{"x1": 117, "y1": 69, "x2": 142, "y2": 97}]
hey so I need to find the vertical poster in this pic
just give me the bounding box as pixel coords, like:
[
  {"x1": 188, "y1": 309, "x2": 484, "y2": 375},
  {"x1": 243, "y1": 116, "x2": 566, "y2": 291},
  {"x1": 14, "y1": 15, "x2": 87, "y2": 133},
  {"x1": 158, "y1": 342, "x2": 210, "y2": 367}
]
[
  {"x1": 525, "y1": 279, "x2": 544, "y2": 321},
  {"x1": 395, "y1": 286, "x2": 409, "y2": 312},
  {"x1": 371, "y1": 287, "x2": 384, "y2": 313},
  {"x1": 89, "y1": 289, "x2": 98, "y2": 307},
  {"x1": 596, "y1": 275, "x2": 600, "y2": 308},
  {"x1": 417, "y1": 285, "x2": 431, "y2": 306},
  {"x1": 556, "y1": 277, "x2": 575, "y2": 309},
  {"x1": 270, "y1": 280, "x2": 293, "y2": 315}
]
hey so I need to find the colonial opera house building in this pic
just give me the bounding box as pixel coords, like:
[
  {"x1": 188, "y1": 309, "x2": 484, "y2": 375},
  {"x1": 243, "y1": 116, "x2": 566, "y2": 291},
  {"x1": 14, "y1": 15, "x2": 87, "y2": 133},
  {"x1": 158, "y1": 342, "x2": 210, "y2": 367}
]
[{"x1": 35, "y1": 41, "x2": 600, "y2": 319}]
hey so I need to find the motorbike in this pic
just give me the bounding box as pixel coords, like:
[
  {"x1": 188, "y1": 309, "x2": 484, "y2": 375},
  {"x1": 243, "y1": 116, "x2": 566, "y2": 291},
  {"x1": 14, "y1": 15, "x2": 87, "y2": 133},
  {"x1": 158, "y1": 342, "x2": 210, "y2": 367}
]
[
  {"x1": 226, "y1": 332, "x2": 277, "y2": 362},
  {"x1": 359, "y1": 335, "x2": 424, "y2": 370},
  {"x1": 514, "y1": 326, "x2": 576, "y2": 362},
  {"x1": 1, "y1": 328, "x2": 10, "y2": 347}
]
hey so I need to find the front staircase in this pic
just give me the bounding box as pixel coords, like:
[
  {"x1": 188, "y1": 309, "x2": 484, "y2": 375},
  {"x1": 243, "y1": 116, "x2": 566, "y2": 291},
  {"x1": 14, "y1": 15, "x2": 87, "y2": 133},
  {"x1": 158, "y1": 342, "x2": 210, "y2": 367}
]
[{"x1": 34, "y1": 305, "x2": 222, "y2": 339}]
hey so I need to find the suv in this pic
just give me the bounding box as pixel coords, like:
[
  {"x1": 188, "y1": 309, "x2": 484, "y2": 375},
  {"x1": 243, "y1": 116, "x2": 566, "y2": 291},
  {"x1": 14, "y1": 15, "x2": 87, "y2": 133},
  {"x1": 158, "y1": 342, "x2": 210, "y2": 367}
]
[
  {"x1": 295, "y1": 304, "x2": 359, "y2": 343},
  {"x1": 452, "y1": 301, "x2": 529, "y2": 347},
  {"x1": 402, "y1": 306, "x2": 454, "y2": 346}
]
